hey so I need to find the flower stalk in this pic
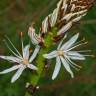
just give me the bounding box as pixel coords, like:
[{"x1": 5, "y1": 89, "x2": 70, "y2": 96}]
[{"x1": 25, "y1": 27, "x2": 59, "y2": 96}]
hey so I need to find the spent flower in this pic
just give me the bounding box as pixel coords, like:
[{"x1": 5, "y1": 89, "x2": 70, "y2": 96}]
[{"x1": 28, "y1": 26, "x2": 44, "y2": 45}]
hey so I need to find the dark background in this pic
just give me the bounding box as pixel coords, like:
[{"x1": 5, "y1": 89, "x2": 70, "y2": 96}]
[{"x1": 0, "y1": 0, "x2": 96, "y2": 96}]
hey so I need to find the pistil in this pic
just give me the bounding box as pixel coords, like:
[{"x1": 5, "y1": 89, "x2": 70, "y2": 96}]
[
  {"x1": 22, "y1": 59, "x2": 29, "y2": 65},
  {"x1": 57, "y1": 50, "x2": 64, "y2": 56}
]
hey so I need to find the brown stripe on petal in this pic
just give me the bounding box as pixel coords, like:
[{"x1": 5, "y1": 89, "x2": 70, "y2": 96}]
[
  {"x1": 56, "y1": 0, "x2": 64, "y2": 22},
  {"x1": 47, "y1": 16, "x2": 52, "y2": 31}
]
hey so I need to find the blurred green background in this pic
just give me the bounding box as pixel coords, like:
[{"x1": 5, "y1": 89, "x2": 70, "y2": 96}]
[{"x1": 0, "y1": 0, "x2": 96, "y2": 96}]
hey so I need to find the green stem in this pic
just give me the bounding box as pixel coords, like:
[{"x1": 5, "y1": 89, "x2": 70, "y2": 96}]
[
  {"x1": 25, "y1": 92, "x2": 31, "y2": 96},
  {"x1": 25, "y1": 28, "x2": 57, "y2": 96}
]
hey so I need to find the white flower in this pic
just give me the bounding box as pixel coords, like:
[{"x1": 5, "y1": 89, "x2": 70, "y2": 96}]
[
  {"x1": 0, "y1": 38, "x2": 40, "y2": 83},
  {"x1": 43, "y1": 33, "x2": 90, "y2": 80}
]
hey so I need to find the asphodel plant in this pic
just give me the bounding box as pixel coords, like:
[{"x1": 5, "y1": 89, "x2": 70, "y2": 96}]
[
  {"x1": 0, "y1": 0, "x2": 95, "y2": 96},
  {"x1": 27, "y1": 0, "x2": 96, "y2": 95}
]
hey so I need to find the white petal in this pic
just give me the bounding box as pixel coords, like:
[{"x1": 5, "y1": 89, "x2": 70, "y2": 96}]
[
  {"x1": 57, "y1": 34, "x2": 67, "y2": 49},
  {"x1": 0, "y1": 65, "x2": 21, "y2": 74},
  {"x1": 60, "y1": 56, "x2": 74, "y2": 78},
  {"x1": 57, "y1": 22, "x2": 72, "y2": 35},
  {"x1": 11, "y1": 65, "x2": 25, "y2": 83},
  {"x1": 29, "y1": 45, "x2": 40, "y2": 63},
  {"x1": 73, "y1": 13, "x2": 87, "y2": 22},
  {"x1": 42, "y1": 17, "x2": 48, "y2": 33},
  {"x1": 75, "y1": 10, "x2": 87, "y2": 15},
  {"x1": 67, "y1": 51, "x2": 85, "y2": 60},
  {"x1": 62, "y1": 13, "x2": 73, "y2": 21},
  {"x1": 23, "y1": 44, "x2": 30, "y2": 59},
  {"x1": 71, "y1": 4, "x2": 75, "y2": 11},
  {"x1": 27, "y1": 64, "x2": 37, "y2": 70},
  {"x1": 52, "y1": 56, "x2": 61, "y2": 80},
  {"x1": 57, "y1": 0, "x2": 62, "y2": 8},
  {"x1": 0, "y1": 56, "x2": 21, "y2": 63},
  {"x1": 43, "y1": 51, "x2": 57, "y2": 59},
  {"x1": 63, "y1": 4, "x2": 68, "y2": 14},
  {"x1": 51, "y1": 8, "x2": 58, "y2": 26},
  {"x1": 61, "y1": 33, "x2": 79, "y2": 50}
]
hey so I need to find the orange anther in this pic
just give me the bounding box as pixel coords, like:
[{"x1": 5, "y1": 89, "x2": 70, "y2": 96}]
[{"x1": 20, "y1": 32, "x2": 23, "y2": 37}]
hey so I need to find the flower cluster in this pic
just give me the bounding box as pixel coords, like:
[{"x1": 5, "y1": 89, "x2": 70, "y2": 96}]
[
  {"x1": 0, "y1": 0, "x2": 94, "y2": 83},
  {"x1": 41, "y1": 0, "x2": 94, "y2": 35},
  {"x1": 40, "y1": 0, "x2": 88, "y2": 35},
  {"x1": 28, "y1": 0, "x2": 94, "y2": 45}
]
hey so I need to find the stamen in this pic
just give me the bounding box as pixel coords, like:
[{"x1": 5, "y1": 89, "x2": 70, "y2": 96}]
[
  {"x1": 64, "y1": 57, "x2": 80, "y2": 71},
  {"x1": 73, "y1": 50, "x2": 91, "y2": 53},
  {"x1": 83, "y1": 55, "x2": 95, "y2": 58},
  {"x1": 73, "y1": 37, "x2": 86, "y2": 47},
  {"x1": 65, "y1": 56, "x2": 82, "y2": 69},
  {"x1": 66, "y1": 41, "x2": 88, "y2": 51},
  {"x1": 5, "y1": 36, "x2": 22, "y2": 57},
  {"x1": 4, "y1": 40, "x2": 22, "y2": 59}
]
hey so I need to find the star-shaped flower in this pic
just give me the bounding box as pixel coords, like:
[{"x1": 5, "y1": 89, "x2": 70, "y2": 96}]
[
  {"x1": 43, "y1": 33, "x2": 90, "y2": 80},
  {"x1": 0, "y1": 38, "x2": 40, "y2": 83}
]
